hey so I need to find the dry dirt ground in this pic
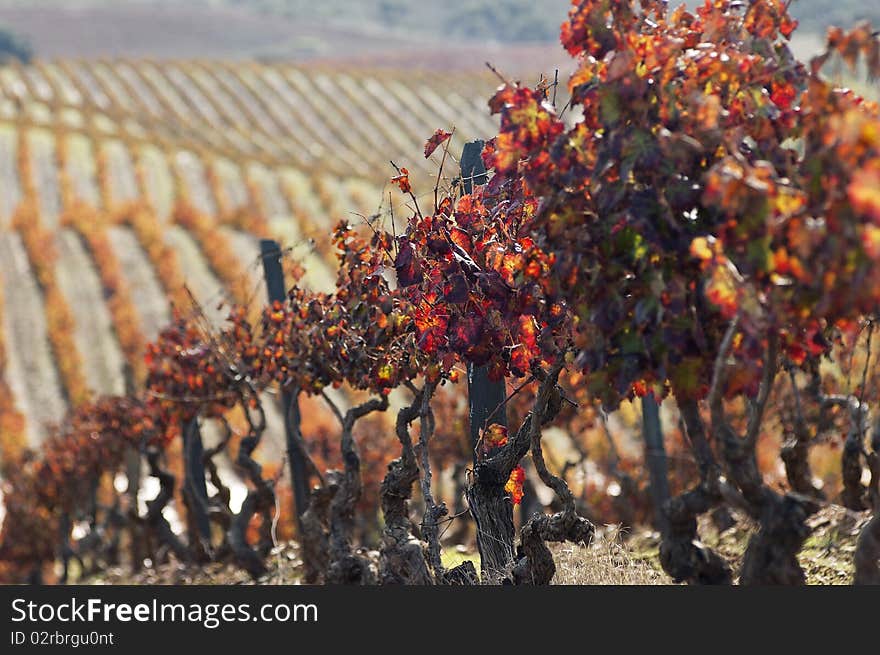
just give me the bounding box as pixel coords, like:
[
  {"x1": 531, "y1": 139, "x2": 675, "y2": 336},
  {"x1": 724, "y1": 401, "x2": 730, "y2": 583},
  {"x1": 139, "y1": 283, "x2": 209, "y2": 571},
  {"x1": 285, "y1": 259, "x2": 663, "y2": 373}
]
[{"x1": 81, "y1": 504, "x2": 869, "y2": 585}]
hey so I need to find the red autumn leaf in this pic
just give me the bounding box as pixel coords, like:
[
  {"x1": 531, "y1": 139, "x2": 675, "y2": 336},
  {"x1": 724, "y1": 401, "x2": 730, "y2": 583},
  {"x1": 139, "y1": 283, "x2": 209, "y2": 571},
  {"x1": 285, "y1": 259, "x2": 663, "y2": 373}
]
[
  {"x1": 424, "y1": 129, "x2": 452, "y2": 158},
  {"x1": 391, "y1": 167, "x2": 412, "y2": 194},
  {"x1": 770, "y1": 81, "x2": 796, "y2": 110},
  {"x1": 509, "y1": 344, "x2": 531, "y2": 377},
  {"x1": 631, "y1": 379, "x2": 649, "y2": 398},
  {"x1": 787, "y1": 342, "x2": 807, "y2": 366},
  {"x1": 780, "y1": 15, "x2": 798, "y2": 39},
  {"x1": 519, "y1": 315, "x2": 539, "y2": 352},
  {"x1": 482, "y1": 423, "x2": 509, "y2": 454},
  {"x1": 443, "y1": 273, "x2": 469, "y2": 304},
  {"x1": 414, "y1": 299, "x2": 448, "y2": 354},
  {"x1": 448, "y1": 313, "x2": 483, "y2": 354},
  {"x1": 505, "y1": 466, "x2": 526, "y2": 505},
  {"x1": 394, "y1": 237, "x2": 423, "y2": 287}
]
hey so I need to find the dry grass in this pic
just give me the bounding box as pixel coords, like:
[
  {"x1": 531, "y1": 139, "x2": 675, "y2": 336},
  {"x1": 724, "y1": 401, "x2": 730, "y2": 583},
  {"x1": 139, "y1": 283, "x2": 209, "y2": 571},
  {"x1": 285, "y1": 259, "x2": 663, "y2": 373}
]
[
  {"x1": 551, "y1": 526, "x2": 669, "y2": 585},
  {"x1": 84, "y1": 506, "x2": 867, "y2": 585}
]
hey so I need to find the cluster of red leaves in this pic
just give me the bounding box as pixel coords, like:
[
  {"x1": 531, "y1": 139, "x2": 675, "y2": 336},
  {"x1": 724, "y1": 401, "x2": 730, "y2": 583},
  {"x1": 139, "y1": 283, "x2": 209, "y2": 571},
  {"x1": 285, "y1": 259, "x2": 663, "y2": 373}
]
[
  {"x1": 247, "y1": 222, "x2": 431, "y2": 395},
  {"x1": 0, "y1": 397, "x2": 158, "y2": 580},
  {"x1": 391, "y1": 168, "x2": 412, "y2": 195},
  {"x1": 450, "y1": 0, "x2": 880, "y2": 407},
  {"x1": 144, "y1": 314, "x2": 241, "y2": 427},
  {"x1": 394, "y1": 170, "x2": 568, "y2": 381}
]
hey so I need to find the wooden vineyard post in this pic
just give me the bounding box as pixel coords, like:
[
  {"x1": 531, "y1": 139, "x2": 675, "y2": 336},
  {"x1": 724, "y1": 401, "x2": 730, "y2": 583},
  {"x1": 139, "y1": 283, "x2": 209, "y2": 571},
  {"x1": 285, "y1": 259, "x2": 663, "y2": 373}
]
[
  {"x1": 182, "y1": 417, "x2": 212, "y2": 550},
  {"x1": 641, "y1": 394, "x2": 670, "y2": 535},
  {"x1": 260, "y1": 238, "x2": 309, "y2": 533},
  {"x1": 459, "y1": 140, "x2": 543, "y2": 528},
  {"x1": 460, "y1": 140, "x2": 507, "y2": 462}
]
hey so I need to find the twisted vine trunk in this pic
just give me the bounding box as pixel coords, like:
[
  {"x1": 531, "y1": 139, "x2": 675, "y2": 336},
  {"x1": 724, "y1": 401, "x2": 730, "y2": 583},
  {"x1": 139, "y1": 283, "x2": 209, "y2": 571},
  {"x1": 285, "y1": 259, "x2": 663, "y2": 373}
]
[
  {"x1": 377, "y1": 384, "x2": 478, "y2": 584},
  {"x1": 378, "y1": 387, "x2": 434, "y2": 584},
  {"x1": 512, "y1": 365, "x2": 593, "y2": 584},
  {"x1": 659, "y1": 398, "x2": 731, "y2": 585},
  {"x1": 228, "y1": 434, "x2": 273, "y2": 580},
  {"x1": 281, "y1": 389, "x2": 335, "y2": 584},
  {"x1": 144, "y1": 449, "x2": 191, "y2": 563},
  {"x1": 712, "y1": 337, "x2": 818, "y2": 585},
  {"x1": 465, "y1": 419, "x2": 528, "y2": 582},
  {"x1": 467, "y1": 363, "x2": 590, "y2": 584},
  {"x1": 324, "y1": 396, "x2": 387, "y2": 584},
  {"x1": 854, "y1": 420, "x2": 880, "y2": 585},
  {"x1": 780, "y1": 368, "x2": 825, "y2": 500},
  {"x1": 202, "y1": 431, "x2": 232, "y2": 535},
  {"x1": 781, "y1": 435, "x2": 824, "y2": 500},
  {"x1": 417, "y1": 384, "x2": 448, "y2": 576},
  {"x1": 842, "y1": 437, "x2": 867, "y2": 510},
  {"x1": 300, "y1": 486, "x2": 333, "y2": 584},
  {"x1": 839, "y1": 393, "x2": 870, "y2": 510},
  {"x1": 717, "y1": 421, "x2": 818, "y2": 585}
]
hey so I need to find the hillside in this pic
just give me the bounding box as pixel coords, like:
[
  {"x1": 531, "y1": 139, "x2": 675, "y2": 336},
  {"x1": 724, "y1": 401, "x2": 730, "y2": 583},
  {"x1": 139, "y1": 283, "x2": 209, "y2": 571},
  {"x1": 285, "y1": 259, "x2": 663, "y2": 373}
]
[
  {"x1": 1, "y1": 1, "x2": 878, "y2": 55},
  {"x1": 188, "y1": 1, "x2": 880, "y2": 43},
  {"x1": 0, "y1": 1, "x2": 569, "y2": 68},
  {"x1": 0, "y1": 58, "x2": 502, "y2": 448}
]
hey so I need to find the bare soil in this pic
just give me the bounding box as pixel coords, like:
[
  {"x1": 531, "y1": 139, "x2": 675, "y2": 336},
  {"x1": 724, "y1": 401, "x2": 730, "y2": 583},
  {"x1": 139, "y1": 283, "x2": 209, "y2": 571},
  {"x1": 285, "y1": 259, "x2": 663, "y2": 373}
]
[
  {"x1": 54, "y1": 229, "x2": 126, "y2": 396},
  {"x1": 80, "y1": 504, "x2": 869, "y2": 585},
  {"x1": 0, "y1": 231, "x2": 67, "y2": 444},
  {"x1": 106, "y1": 225, "x2": 170, "y2": 342}
]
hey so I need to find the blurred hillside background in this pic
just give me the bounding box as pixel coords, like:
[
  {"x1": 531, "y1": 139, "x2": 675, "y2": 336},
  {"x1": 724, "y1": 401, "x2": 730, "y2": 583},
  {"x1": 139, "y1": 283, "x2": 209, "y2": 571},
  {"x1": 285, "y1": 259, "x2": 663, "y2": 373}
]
[{"x1": 0, "y1": 1, "x2": 876, "y2": 66}]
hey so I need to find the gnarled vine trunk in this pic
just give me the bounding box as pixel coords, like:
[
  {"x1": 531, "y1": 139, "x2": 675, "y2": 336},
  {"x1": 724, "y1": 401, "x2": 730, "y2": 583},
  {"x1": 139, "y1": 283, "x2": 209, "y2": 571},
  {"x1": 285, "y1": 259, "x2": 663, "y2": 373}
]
[
  {"x1": 144, "y1": 448, "x2": 191, "y2": 563},
  {"x1": 780, "y1": 366, "x2": 826, "y2": 500},
  {"x1": 854, "y1": 420, "x2": 880, "y2": 585},
  {"x1": 711, "y1": 331, "x2": 818, "y2": 585},
  {"x1": 378, "y1": 387, "x2": 434, "y2": 584},
  {"x1": 720, "y1": 420, "x2": 818, "y2": 584},
  {"x1": 323, "y1": 396, "x2": 387, "y2": 584},
  {"x1": 512, "y1": 369, "x2": 593, "y2": 584},
  {"x1": 469, "y1": 363, "x2": 592, "y2": 584},
  {"x1": 659, "y1": 398, "x2": 732, "y2": 585},
  {"x1": 466, "y1": 411, "x2": 533, "y2": 582}
]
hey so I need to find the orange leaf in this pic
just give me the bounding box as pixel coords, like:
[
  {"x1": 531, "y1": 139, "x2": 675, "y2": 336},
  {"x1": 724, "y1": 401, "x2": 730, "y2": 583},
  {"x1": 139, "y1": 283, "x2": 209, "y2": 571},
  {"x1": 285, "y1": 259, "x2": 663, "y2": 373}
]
[
  {"x1": 391, "y1": 168, "x2": 412, "y2": 194},
  {"x1": 848, "y1": 166, "x2": 880, "y2": 224},
  {"x1": 482, "y1": 423, "x2": 509, "y2": 454},
  {"x1": 424, "y1": 129, "x2": 452, "y2": 158},
  {"x1": 505, "y1": 466, "x2": 526, "y2": 505}
]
